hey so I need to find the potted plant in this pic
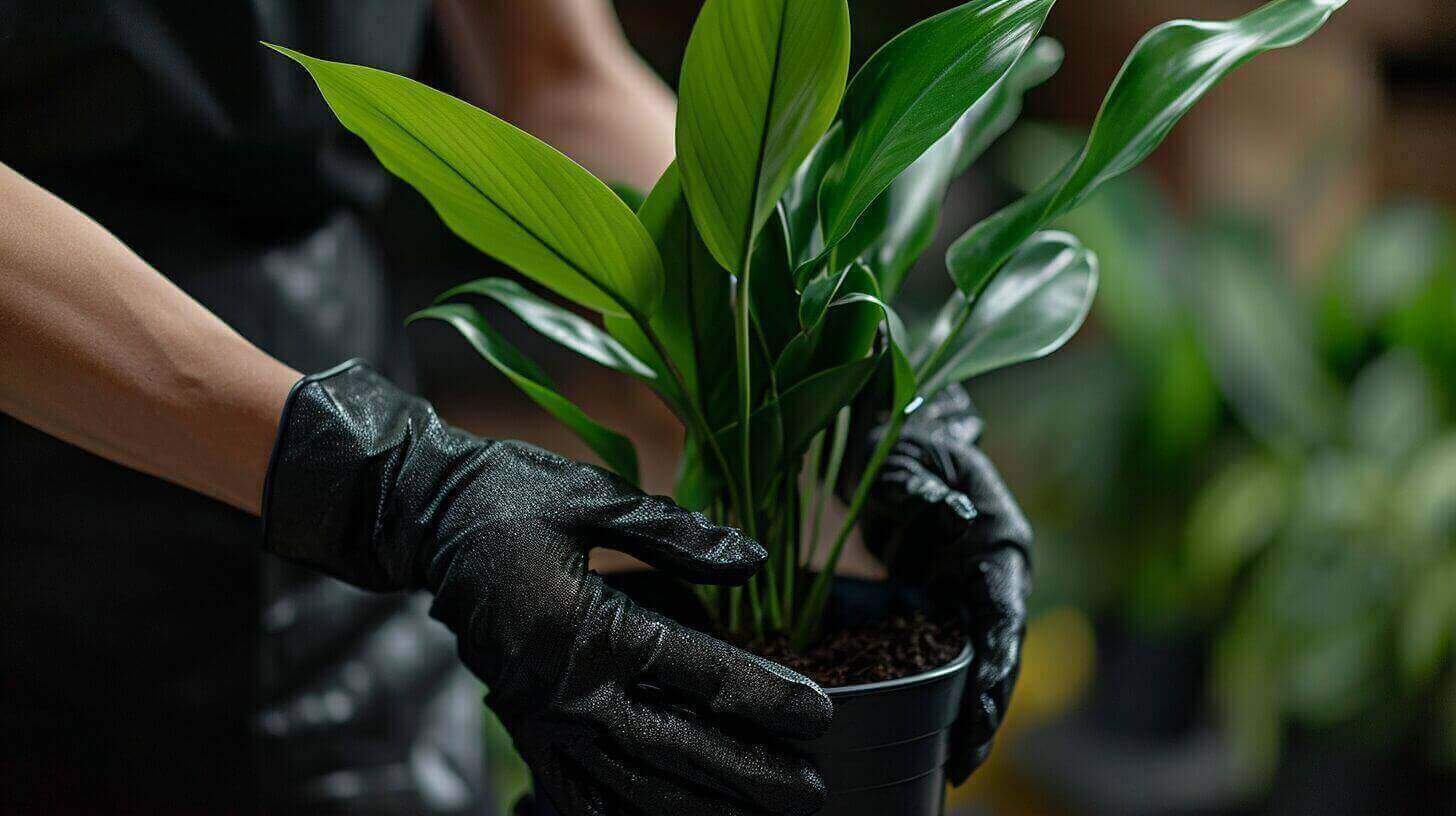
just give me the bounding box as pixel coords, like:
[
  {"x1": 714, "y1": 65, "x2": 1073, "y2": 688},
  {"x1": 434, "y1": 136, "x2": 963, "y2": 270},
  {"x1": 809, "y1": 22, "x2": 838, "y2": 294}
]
[{"x1": 271, "y1": 0, "x2": 1345, "y2": 812}]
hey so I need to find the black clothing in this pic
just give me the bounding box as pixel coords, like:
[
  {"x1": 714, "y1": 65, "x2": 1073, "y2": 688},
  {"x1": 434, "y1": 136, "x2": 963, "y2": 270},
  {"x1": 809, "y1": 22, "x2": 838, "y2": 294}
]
[{"x1": 0, "y1": 2, "x2": 485, "y2": 812}]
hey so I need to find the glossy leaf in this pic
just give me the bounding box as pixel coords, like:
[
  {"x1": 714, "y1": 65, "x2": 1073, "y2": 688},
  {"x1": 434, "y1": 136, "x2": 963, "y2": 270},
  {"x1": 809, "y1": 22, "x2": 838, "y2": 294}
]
[
  {"x1": 815, "y1": 0, "x2": 1055, "y2": 265},
  {"x1": 782, "y1": 123, "x2": 844, "y2": 272},
  {"x1": 848, "y1": 37, "x2": 1064, "y2": 298},
  {"x1": 436, "y1": 278, "x2": 657, "y2": 380},
  {"x1": 605, "y1": 165, "x2": 737, "y2": 427},
  {"x1": 751, "y1": 205, "x2": 802, "y2": 361},
  {"x1": 408, "y1": 304, "x2": 640, "y2": 484},
  {"x1": 834, "y1": 287, "x2": 918, "y2": 414},
  {"x1": 676, "y1": 0, "x2": 851, "y2": 274},
  {"x1": 721, "y1": 357, "x2": 879, "y2": 464},
  {"x1": 270, "y1": 45, "x2": 664, "y2": 317},
  {"x1": 922, "y1": 231, "x2": 1098, "y2": 395},
  {"x1": 778, "y1": 265, "x2": 881, "y2": 390},
  {"x1": 945, "y1": 0, "x2": 1346, "y2": 297}
]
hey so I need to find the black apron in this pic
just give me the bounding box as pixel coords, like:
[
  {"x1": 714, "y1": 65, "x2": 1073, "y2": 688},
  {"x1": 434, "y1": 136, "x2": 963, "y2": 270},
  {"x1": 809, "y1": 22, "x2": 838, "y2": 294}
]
[{"x1": 0, "y1": 3, "x2": 485, "y2": 812}]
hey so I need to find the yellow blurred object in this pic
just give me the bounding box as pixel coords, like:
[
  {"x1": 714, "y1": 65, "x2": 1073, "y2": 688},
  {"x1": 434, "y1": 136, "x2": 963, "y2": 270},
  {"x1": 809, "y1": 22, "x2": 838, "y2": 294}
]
[{"x1": 947, "y1": 606, "x2": 1097, "y2": 814}]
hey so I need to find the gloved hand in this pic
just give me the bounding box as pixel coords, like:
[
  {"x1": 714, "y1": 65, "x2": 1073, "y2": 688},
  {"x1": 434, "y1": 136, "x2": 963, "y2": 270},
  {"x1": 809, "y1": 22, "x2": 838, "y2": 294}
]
[
  {"x1": 263, "y1": 361, "x2": 832, "y2": 816},
  {"x1": 858, "y1": 384, "x2": 1031, "y2": 784}
]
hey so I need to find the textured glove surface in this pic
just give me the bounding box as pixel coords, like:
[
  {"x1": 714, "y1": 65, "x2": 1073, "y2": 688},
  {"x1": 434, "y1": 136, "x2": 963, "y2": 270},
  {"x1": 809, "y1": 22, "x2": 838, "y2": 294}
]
[
  {"x1": 264, "y1": 362, "x2": 832, "y2": 816},
  {"x1": 860, "y1": 384, "x2": 1032, "y2": 785}
]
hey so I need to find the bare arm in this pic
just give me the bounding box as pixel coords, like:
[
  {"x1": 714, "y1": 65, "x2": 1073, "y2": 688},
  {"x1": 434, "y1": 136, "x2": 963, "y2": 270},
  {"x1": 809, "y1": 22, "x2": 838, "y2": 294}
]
[
  {"x1": 435, "y1": 0, "x2": 677, "y2": 191},
  {"x1": 0, "y1": 163, "x2": 300, "y2": 514}
]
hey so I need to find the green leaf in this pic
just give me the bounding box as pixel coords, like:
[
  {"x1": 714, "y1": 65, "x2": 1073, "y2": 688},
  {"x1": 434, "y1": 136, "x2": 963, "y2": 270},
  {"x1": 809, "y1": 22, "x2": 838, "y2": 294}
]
[
  {"x1": 945, "y1": 0, "x2": 1346, "y2": 297},
  {"x1": 834, "y1": 289, "x2": 918, "y2": 414},
  {"x1": 815, "y1": 0, "x2": 1055, "y2": 264},
  {"x1": 923, "y1": 231, "x2": 1098, "y2": 394},
  {"x1": 847, "y1": 37, "x2": 1064, "y2": 299},
  {"x1": 436, "y1": 278, "x2": 657, "y2": 380},
  {"x1": 778, "y1": 357, "x2": 879, "y2": 455},
  {"x1": 609, "y1": 182, "x2": 647, "y2": 211},
  {"x1": 778, "y1": 264, "x2": 882, "y2": 390},
  {"x1": 1400, "y1": 556, "x2": 1456, "y2": 687},
  {"x1": 408, "y1": 304, "x2": 640, "y2": 484},
  {"x1": 605, "y1": 165, "x2": 737, "y2": 427},
  {"x1": 721, "y1": 357, "x2": 879, "y2": 464},
  {"x1": 676, "y1": 0, "x2": 850, "y2": 274},
  {"x1": 782, "y1": 124, "x2": 844, "y2": 272},
  {"x1": 269, "y1": 45, "x2": 664, "y2": 318},
  {"x1": 750, "y1": 205, "x2": 802, "y2": 360},
  {"x1": 1185, "y1": 222, "x2": 1343, "y2": 452}
]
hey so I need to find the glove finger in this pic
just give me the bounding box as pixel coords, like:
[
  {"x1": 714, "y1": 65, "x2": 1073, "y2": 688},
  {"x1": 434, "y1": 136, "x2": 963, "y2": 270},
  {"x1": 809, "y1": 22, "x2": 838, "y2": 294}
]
[
  {"x1": 608, "y1": 694, "x2": 826, "y2": 815},
  {"x1": 585, "y1": 491, "x2": 767, "y2": 585},
  {"x1": 577, "y1": 742, "x2": 763, "y2": 816},
  {"x1": 945, "y1": 549, "x2": 1029, "y2": 785},
  {"x1": 627, "y1": 606, "x2": 833, "y2": 741}
]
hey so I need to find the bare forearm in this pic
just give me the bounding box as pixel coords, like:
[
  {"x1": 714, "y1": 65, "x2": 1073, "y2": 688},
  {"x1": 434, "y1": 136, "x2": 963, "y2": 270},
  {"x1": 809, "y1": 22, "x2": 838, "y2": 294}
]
[
  {"x1": 436, "y1": 0, "x2": 677, "y2": 190},
  {"x1": 0, "y1": 163, "x2": 300, "y2": 514}
]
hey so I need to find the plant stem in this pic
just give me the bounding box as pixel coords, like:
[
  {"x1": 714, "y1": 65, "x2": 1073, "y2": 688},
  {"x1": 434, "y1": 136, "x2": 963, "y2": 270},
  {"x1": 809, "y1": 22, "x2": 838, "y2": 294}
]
[
  {"x1": 808, "y1": 408, "x2": 851, "y2": 565},
  {"x1": 734, "y1": 261, "x2": 757, "y2": 540},
  {"x1": 791, "y1": 409, "x2": 907, "y2": 650}
]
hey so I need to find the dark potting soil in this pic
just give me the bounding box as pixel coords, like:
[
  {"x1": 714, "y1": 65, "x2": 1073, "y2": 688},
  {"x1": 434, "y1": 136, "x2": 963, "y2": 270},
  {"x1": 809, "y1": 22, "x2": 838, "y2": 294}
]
[{"x1": 741, "y1": 614, "x2": 964, "y2": 687}]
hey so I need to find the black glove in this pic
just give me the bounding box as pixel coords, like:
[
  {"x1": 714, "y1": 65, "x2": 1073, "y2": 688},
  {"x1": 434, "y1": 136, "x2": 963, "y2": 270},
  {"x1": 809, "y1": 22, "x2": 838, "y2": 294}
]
[
  {"x1": 858, "y1": 384, "x2": 1031, "y2": 785},
  {"x1": 263, "y1": 361, "x2": 832, "y2": 816}
]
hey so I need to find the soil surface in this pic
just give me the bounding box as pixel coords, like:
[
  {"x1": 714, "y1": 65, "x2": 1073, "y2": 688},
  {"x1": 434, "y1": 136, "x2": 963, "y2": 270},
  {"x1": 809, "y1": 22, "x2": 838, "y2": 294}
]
[{"x1": 743, "y1": 614, "x2": 965, "y2": 687}]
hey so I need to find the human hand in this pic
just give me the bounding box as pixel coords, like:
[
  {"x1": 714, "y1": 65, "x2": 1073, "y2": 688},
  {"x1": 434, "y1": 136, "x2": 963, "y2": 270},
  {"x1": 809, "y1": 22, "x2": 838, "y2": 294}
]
[
  {"x1": 859, "y1": 385, "x2": 1031, "y2": 784},
  {"x1": 263, "y1": 361, "x2": 832, "y2": 815}
]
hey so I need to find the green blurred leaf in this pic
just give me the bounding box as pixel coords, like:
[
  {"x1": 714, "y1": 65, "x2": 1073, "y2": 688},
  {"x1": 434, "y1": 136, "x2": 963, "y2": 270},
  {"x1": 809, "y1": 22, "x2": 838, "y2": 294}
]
[
  {"x1": 848, "y1": 37, "x2": 1064, "y2": 299},
  {"x1": 408, "y1": 304, "x2": 640, "y2": 484},
  {"x1": 815, "y1": 0, "x2": 1054, "y2": 267},
  {"x1": 270, "y1": 45, "x2": 664, "y2": 317},
  {"x1": 1348, "y1": 350, "x2": 1439, "y2": 466},
  {"x1": 676, "y1": 0, "x2": 850, "y2": 274},
  {"x1": 436, "y1": 278, "x2": 657, "y2": 380},
  {"x1": 1185, "y1": 453, "x2": 1291, "y2": 593},
  {"x1": 945, "y1": 0, "x2": 1346, "y2": 297},
  {"x1": 1400, "y1": 556, "x2": 1456, "y2": 687},
  {"x1": 1186, "y1": 223, "x2": 1343, "y2": 451},
  {"x1": 1398, "y1": 433, "x2": 1456, "y2": 541},
  {"x1": 923, "y1": 231, "x2": 1098, "y2": 394},
  {"x1": 609, "y1": 182, "x2": 647, "y2": 211}
]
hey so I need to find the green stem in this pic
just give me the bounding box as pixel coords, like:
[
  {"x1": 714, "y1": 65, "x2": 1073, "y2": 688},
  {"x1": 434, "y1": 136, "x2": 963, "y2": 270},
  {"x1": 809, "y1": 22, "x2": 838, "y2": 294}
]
[
  {"x1": 734, "y1": 261, "x2": 757, "y2": 540},
  {"x1": 791, "y1": 409, "x2": 908, "y2": 650}
]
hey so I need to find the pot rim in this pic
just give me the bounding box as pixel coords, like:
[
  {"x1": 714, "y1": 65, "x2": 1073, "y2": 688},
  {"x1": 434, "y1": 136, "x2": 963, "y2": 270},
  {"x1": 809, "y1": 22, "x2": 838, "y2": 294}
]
[{"x1": 823, "y1": 641, "x2": 973, "y2": 698}]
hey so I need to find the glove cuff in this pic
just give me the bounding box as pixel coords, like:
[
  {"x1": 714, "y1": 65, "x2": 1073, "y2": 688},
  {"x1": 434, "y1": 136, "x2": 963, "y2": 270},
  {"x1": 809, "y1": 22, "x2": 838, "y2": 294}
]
[{"x1": 261, "y1": 359, "x2": 435, "y2": 592}]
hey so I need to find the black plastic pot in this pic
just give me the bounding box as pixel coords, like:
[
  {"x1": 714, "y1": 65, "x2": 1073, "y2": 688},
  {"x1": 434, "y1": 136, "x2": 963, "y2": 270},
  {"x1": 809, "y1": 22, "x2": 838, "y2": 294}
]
[{"x1": 531, "y1": 573, "x2": 972, "y2": 816}]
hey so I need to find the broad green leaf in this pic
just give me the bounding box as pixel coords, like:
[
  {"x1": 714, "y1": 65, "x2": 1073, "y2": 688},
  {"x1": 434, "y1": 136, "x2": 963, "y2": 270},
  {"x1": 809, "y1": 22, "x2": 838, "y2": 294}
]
[
  {"x1": 676, "y1": 0, "x2": 850, "y2": 274},
  {"x1": 269, "y1": 45, "x2": 664, "y2": 318},
  {"x1": 848, "y1": 37, "x2": 1064, "y2": 298},
  {"x1": 815, "y1": 0, "x2": 1055, "y2": 266},
  {"x1": 923, "y1": 231, "x2": 1098, "y2": 394},
  {"x1": 605, "y1": 165, "x2": 736, "y2": 428},
  {"x1": 408, "y1": 304, "x2": 640, "y2": 484},
  {"x1": 436, "y1": 278, "x2": 656, "y2": 380},
  {"x1": 945, "y1": 0, "x2": 1346, "y2": 297}
]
